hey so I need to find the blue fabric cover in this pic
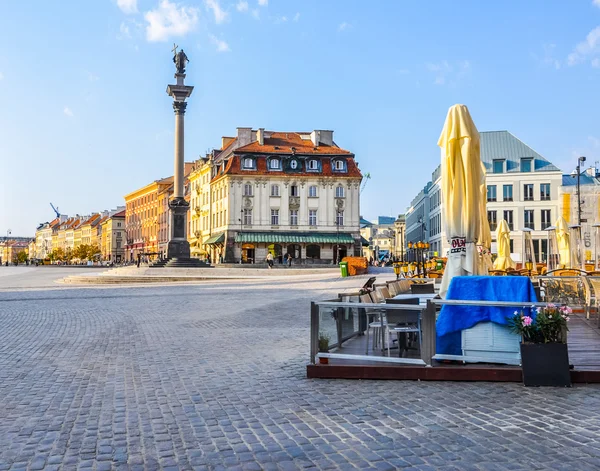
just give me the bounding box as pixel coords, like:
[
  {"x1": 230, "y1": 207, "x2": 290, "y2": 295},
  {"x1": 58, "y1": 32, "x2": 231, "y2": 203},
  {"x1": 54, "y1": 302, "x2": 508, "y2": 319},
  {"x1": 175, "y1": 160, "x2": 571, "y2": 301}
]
[{"x1": 436, "y1": 276, "x2": 537, "y2": 355}]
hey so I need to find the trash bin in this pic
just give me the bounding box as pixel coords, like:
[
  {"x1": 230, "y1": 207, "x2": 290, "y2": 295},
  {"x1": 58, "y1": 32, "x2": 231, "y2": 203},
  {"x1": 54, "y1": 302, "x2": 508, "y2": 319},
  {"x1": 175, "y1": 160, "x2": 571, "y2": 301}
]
[{"x1": 339, "y1": 261, "x2": 348, "y2": 277}]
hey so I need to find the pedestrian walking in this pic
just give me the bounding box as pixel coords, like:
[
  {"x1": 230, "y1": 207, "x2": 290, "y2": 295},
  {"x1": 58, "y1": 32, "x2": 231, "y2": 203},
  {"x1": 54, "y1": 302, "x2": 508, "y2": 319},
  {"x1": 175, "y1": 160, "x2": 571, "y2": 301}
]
[
  {"x1": 266, "y1": 252, "x2": 274, "y2": 269},
  {"x1": 287, "y1": 253, "x2": 292, "y2": 267}
]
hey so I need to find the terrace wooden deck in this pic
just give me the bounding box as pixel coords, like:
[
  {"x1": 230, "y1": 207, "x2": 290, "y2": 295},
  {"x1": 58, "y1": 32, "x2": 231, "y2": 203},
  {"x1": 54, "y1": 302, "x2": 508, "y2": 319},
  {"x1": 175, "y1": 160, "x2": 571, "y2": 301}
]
[{"x1": 307, "y1": 312, "x2": 600, "y2": 383}]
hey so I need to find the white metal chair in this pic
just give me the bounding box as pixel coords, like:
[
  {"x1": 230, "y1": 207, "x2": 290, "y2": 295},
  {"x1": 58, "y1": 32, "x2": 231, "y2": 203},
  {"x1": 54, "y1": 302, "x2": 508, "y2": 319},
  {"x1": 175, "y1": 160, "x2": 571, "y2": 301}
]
[{"x1": 360, "y1": 294, "x2": 390, "y2": 356}]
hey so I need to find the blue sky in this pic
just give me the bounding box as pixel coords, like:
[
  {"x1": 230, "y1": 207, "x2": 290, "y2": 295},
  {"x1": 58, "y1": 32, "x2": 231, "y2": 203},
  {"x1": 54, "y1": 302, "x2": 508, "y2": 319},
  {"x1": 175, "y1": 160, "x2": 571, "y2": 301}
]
[{"x1": 1, "y1": 0, "x2": 600, "y2": 236}]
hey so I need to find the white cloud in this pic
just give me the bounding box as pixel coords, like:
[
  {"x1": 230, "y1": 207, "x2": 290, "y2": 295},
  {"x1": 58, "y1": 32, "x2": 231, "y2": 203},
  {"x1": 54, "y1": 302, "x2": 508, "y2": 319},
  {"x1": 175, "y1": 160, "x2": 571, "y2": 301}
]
[
  {"x1": 567, "y1": 25, "x2": 600, "y2": 66},
  {"x1": 258, "y1": 0, "x2": 267, "y2": 6},
  {"x1": 338, "y1": 22, "x2": 351, "y2": 32},
  {"x1": 594, "y1": 0, "x2": 600, "y2": 7},
  {"x1": 117, "y1": 0, "x2": 138, "y2": 14},
  {"x1": 144, "y1": 0, "x2": 199, "y2": 42},
  {"x1": 205, "y1": 0, "x2": 228, "y2": 24},
  {"x1": 236, "y1": 0, "x2": 248, "y2": 12},
  {"x1": 209, "y1": 34, "x2": 230, "y2": 52},
  {"x1": 293, "y1": 12, "x2": 300, "y2": 22},
  {"x1": 426, "y1": 60, "x2": 470, "y2": 86},
  {"x1": 63, "y1": 107, "x2": 74, "y2": 117}
]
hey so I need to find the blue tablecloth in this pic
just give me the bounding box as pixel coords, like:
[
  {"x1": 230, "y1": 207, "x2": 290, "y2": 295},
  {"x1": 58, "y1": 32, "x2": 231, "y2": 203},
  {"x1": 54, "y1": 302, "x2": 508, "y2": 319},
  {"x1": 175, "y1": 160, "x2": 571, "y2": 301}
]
[{"x1": 436, "y1": 276, "x2": 538, "y2": 355}]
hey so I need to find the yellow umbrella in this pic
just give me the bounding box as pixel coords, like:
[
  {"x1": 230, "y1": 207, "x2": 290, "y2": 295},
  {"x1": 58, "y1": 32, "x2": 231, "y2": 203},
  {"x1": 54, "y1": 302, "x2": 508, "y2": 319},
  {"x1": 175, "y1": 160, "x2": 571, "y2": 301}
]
[
  {"x1": 555, "y1": 217, "x2": 571, "y2": 268},
  {"x1": 477, "y1": 161, "x2": 493, "y2": 274},
  {"x1": 438, "y1": 104, "x2": 484, "y2": 297},
  {"x1": 493, "y1": 219, "x2": 515, "y2": 270}
]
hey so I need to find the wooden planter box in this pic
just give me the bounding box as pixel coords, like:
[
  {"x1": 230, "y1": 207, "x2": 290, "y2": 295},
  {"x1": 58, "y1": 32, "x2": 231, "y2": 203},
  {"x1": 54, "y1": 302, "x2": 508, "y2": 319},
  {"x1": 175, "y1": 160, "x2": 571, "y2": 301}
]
[
  {"x1": 461, "y1": 322, "x2": 521, "y2": 365},
  {"x1": 520, "y1": 342, "x2": 571, "y2": 387}
]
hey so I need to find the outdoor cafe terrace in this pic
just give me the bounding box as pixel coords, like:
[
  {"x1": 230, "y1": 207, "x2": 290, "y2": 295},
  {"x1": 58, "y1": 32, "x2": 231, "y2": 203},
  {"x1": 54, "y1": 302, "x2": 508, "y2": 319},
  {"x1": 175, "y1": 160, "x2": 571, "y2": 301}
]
[{"x1": 307, "y1": 275, "x2": 600, "y2": 383}]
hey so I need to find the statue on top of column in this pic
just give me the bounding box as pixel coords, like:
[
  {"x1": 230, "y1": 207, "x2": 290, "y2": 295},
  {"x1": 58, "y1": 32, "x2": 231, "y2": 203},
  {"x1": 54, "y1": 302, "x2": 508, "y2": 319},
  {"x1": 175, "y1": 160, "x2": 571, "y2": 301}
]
[{"x1": 173, "y1": 45, "x2": 189, "y2": 74}]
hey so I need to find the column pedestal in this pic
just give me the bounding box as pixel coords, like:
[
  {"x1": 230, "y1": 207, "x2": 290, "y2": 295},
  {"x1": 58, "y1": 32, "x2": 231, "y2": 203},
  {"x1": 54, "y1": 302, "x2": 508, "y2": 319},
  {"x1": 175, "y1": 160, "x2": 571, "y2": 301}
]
[{"x1": 167, "y1": 197, "x2": 190, "y2": 259}]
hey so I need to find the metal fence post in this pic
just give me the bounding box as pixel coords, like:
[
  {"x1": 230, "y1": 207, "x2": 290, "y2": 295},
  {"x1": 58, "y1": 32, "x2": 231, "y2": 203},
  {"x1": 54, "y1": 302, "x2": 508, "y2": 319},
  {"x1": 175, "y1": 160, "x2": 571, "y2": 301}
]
[
  {"x1": 421, "y1": 300, "x2": 436, "y2": 366},
  {"x1": 310, "y1": 302, "x2": 319, "y2": 364}
]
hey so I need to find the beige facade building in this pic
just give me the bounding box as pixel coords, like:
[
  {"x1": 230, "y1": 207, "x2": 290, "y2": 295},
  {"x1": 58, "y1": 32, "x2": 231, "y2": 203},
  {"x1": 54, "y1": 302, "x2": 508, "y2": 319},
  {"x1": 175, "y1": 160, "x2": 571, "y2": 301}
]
[
  {"x1": 187, "y1": 128, "x2": 362, "y2": 264},
  {"x1": 100, "y1": 210, "x2": 126, "y2": 262}
]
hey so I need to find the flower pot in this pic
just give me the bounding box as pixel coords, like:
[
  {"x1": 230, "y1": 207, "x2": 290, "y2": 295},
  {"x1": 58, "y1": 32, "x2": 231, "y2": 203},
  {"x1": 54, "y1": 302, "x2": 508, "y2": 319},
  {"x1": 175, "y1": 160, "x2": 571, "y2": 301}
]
[
  {"x1": 319, "y1": 356, "x2": 329, "y2": 365},
  {"x1": 520, "y1": 342, "x2": 571, "y2": 387}
]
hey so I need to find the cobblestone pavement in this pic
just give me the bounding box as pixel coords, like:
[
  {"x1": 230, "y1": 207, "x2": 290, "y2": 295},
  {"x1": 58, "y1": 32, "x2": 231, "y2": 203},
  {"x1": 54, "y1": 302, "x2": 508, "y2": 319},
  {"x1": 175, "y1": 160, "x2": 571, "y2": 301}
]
[{"x1": 1, "y1": 270, "x2": 600, "y2": 470}]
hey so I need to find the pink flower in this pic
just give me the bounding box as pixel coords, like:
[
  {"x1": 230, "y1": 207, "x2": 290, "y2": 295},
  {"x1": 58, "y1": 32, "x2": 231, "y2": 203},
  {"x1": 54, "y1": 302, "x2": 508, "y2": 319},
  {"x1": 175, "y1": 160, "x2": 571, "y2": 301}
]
[
  {"x1": 547, "y1": 303, "x2": 556, "y2": 309},
  {"x1": 522, "y1": 316, "x2": 533, "y2": 327}
]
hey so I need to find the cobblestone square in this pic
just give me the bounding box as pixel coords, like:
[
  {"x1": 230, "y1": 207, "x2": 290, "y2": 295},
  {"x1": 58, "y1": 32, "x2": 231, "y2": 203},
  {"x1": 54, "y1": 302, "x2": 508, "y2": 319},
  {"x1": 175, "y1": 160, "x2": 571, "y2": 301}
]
[{"x1": 1, "y1": 268, "x2": 600, "y2": 470}]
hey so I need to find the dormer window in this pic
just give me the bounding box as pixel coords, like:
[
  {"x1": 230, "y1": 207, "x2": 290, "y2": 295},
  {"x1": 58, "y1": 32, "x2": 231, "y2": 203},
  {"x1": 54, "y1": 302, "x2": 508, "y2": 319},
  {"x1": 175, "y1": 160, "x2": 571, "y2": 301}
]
[
  {"x1": 307, "y1": 159, "x2": 319, "y2": 171},
  {"x1": 290, "y1": 159, "x2": 299, "y2": 170},
  {"x1": 242, "y1": 157, "x2": 255, "y2": 169},
  {"x1": 492, "y1": 159, "x2": 504, "y2": 174},
  {"x1": 269, "y1": 158, "x2": 280, "y2": 170},
  {"x1": 333, "y1": 160, "x2": 346, "y2": 172},
  {"x1": 521, "y1": 158, "x2": 533, "y2": 173}
]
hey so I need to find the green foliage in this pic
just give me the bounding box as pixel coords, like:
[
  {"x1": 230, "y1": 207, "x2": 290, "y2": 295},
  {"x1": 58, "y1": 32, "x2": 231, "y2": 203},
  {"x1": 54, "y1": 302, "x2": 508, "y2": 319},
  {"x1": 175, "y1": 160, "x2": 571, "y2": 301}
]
[
  {"x1": 318, "y1": 332, "x2": 330, "y2": 352},
  {"x1": 16, "y1": 251, "x2": 28, "y2": 263},
  {"x1": 509, "y1": 304, "x2": 570, "y2": 344}
]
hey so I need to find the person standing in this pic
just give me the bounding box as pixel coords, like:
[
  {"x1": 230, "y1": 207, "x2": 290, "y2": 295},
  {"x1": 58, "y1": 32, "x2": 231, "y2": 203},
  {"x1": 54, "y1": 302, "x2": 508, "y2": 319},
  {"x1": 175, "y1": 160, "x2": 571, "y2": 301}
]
[
  {"x1": 266, "y1": 252, "x2": 274, "y2": 269},
  {"x1": 287, "y1": 253, "x2": 292, "y2": 267}
]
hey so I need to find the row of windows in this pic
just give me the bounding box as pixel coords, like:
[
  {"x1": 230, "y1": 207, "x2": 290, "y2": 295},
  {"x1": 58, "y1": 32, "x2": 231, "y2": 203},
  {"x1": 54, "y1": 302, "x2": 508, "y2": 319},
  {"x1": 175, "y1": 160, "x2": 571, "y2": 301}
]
[
  {"x1": 487, "y1": 209, "x2": 551, "y2": 231},
  {"x1": 486, "y1": 183, "x2": 550, "y2": 203},
  {"x1": 244, "y1": 183, "x2": 345, "y2": 198},
  {"x1": 492, "y1": 158, "x2": 534, "y2": 174},
  {"x1": 242, "y1": 157, "x2": 347, "y2": 172},
  {"x1": 239, "y1": 209, "x2": 344, "y2": 227},
  {"x1": 429, "y1": 213, "x2": 442, "y2": 237},
  {"x1": 430, "y1": 191, "x2": 441, "y2": 210}
]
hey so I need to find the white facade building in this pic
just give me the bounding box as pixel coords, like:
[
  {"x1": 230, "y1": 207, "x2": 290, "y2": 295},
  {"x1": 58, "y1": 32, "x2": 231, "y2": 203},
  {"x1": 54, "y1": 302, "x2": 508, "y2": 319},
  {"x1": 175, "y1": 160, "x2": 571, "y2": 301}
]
[
  {"x1": 414, "y1": 131, "x2": 563, "y2": 263},
  {"x1": 188, "y1": 128, "x2": 363, "y2": 264}
]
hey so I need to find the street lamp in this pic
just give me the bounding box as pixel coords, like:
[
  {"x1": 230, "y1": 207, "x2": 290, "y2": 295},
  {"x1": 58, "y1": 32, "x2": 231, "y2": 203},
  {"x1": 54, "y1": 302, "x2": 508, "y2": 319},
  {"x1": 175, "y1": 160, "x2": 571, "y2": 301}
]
[
  {"x1": 574, "y1": 156, "x2": 587, "y2": 225},
  {"x1": 239, "y1": 209, "x2": 244, "y2": 264},
  {"x1": 335, "y1": 209, "x2": 341, "y2": 264}
]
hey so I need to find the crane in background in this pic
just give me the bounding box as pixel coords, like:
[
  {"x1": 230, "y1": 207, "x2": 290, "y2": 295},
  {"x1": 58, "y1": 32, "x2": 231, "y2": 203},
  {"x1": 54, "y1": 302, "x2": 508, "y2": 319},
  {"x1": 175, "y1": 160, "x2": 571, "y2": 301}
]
[
  {"x1": 49, "y1": 203, "x2": 61, "y2": 218},
  {"x1": 360, "y1": 173, "x2": 371, "y2": 193}
]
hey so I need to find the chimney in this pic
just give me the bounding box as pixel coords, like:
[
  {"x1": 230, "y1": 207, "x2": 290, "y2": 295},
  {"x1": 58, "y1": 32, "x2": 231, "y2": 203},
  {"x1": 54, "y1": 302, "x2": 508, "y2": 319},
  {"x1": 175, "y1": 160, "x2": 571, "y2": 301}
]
[
  {"x1": 310, "y1": 130, "x2": 321, "y2": 147},
  {"x1": 257, "y1": 128, "x2": 264, "y2": 145},
  {"x1": 237, "y1": 127, "x2": 252, "y2": 147},
  {"x1": 320, "y1": 130, "x2": 333, "y2": 146}
]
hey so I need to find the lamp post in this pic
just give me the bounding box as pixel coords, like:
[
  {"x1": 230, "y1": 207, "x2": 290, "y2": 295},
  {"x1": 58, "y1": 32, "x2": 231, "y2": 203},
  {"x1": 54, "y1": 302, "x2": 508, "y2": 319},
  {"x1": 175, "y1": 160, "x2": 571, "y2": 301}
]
[
  {"x1": 239, "y1": 209, "x2": 244, "y2": 264},
  {"x1": 576, "y1": 156, "x2": 587, "y2": 225},
  {"x1": 335, "y1": 209, "x2": 341, "y2": 264}
]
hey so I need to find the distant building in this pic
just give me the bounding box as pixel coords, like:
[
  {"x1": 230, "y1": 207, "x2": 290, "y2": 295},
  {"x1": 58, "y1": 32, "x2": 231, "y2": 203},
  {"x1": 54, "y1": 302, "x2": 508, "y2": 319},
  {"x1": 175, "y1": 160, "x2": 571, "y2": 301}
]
[
  {"x1": 360, "y1": 215, "x2": 404, "y2": 262},
  {"x1": 101, "y1": 210, "x2": 126, "y2": 262}
]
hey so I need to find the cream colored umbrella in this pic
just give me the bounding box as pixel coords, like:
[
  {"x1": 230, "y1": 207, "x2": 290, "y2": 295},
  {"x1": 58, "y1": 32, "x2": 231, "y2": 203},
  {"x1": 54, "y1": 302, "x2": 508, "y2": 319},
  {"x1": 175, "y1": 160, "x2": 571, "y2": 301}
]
[
  {"x1": 477, "y1": 161, "x2": 493, "y2": 274},
  {"x1": 439, "y1": 104, "x2": 484, "y2": 297},
  {"x1": 555, "y1": 216, "x2": 571, "y2": 268},
  {"x1": 493, "y1": 219, "x2": 515, "y2": 270}
]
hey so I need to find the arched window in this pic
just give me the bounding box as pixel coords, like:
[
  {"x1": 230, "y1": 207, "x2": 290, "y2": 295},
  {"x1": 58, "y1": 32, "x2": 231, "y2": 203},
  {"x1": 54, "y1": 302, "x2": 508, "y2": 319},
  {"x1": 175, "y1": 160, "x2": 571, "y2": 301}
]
[
  {"x1": 243, "y1": 157, "x2": 255, "y2": 169},
  {"x1": 243, "y1": 183, "x2": 253, "y2": 196},
  {"x1": 271, "y1": 184, "x2": 280, "y2": 197},
  {"x1": 333, "y1": 160, "x2": 346, "y2": 171},
  {"x1": 306, "y1": 244, "x2": 321, "y2": 259},
  {"x1": 308, "y1": 159, "x2": 319, "y2": 170},
  {"x1": 335, "y1": 186, "x2": 345, "y2": 198}
]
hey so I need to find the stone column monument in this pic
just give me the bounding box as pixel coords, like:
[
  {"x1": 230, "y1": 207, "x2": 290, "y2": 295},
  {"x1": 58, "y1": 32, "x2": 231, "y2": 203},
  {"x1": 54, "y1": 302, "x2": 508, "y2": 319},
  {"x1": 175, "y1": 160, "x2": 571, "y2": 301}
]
[{"x1": 164, "y1": 46, "x2": 199, "y2": 264}]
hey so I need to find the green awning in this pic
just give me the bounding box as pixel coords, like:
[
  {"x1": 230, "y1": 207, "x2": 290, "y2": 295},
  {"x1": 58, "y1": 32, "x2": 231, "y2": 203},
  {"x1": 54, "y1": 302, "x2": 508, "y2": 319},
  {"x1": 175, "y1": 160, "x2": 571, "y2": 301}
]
[
  {"x1": 204, "y1": 232, "x2": 225, "y2": 245},
  {"x1": 235, "y1": 232, "x2": 356, "y2": 244},
  {"x1": 360, "y1": 236, "x2": 370, "y2": 247}
]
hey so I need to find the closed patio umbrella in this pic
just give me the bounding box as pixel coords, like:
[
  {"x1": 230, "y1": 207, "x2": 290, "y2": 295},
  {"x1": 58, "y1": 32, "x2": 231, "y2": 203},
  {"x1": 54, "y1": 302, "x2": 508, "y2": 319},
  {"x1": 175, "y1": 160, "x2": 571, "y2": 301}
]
[
  {"x1": 555, "y1": 216, "x2": 571, "y2": 268},
  {"x1": 493, "y1": 219, "x2": 515, "y2": 270},
  {"x1": 439, "y1": 104, "x2": 484, "y2": 297},
  {"x1": 477, "y1": 161, "x2": 493, "y2": 274}
]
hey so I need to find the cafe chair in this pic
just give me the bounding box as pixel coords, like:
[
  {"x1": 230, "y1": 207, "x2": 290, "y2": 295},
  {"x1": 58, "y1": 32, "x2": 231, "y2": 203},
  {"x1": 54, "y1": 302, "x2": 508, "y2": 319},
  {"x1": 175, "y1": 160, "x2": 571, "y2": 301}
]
[{"x1": 360, "y1": 294, "x2": 389, "y2": 355}]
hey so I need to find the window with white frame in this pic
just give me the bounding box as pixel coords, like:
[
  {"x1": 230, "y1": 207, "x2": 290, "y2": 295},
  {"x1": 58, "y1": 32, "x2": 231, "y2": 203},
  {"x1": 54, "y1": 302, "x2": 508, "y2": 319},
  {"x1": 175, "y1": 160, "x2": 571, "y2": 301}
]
[
  {"x1": 308, "y1": 185, "x2": 318, "y2": 197},
  {"x1": 334, "y1": 160, "x2": 346, "y2": 171},
  {"x1": 307, "y1": 159, "x2": 318, "y2": 170},
  {"x1": 269, "y1": 159, "x2": 280, "y2": 170},
  {"x1": 309, "y1": 210, "x2": 317, "y2": 226},
  {"x1": 271, "y1": 184, "x2": 280, "y2": 197},
  {"x1": 290, "y1": 185, "x2": 299, "y2": 197},
  {"x1": 242, "y1": 157, "x2": 255, "y2": 169},
  {"x1": 290, "y1": 210, "x2": 298, "y2": 226},
  {"x1": 243, "y1": 209, "x2": 252, "y2": 225},
  {"x1": 271, "y1": 209, "x2": 279, "y2": 225},
  {"x1": 335, "y1": 186, "x2": 345, "y2": 198},
  {"x1": 336, "y1": 210, "x2": 344, "y2": 226},
  {"x1": 243, "y1": 183, "x2": 253, "y2": 196}
]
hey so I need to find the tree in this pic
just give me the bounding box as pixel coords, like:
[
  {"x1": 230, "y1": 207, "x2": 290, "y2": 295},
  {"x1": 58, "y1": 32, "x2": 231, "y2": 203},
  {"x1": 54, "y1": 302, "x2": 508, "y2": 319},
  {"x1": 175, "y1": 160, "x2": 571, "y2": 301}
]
[
  {"x1": 87, "y1": 244, "x2": 100, "y2": 261},
  {"x1": 17, "y1": 251, "x2": 28, "y2": 264}
]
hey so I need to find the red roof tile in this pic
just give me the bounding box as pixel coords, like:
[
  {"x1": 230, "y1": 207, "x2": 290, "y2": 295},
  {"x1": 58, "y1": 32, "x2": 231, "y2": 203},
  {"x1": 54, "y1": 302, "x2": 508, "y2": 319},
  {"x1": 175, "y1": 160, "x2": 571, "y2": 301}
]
[{"x1": 235, "y1": 132, "x2": 352, "y2": 155}]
